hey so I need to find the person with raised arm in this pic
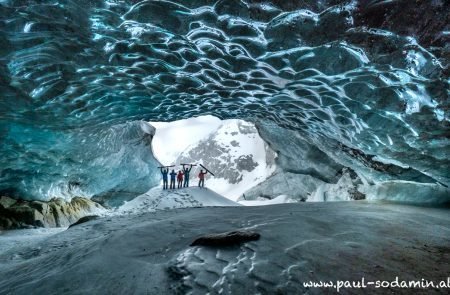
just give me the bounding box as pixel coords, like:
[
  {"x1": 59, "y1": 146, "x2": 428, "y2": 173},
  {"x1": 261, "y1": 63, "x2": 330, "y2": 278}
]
[
  {"x1": 198, "y1": 169, "x2": 208, "y2": 188},
  {"x1": 177, "y1": 170, "x2": 184, "y2": 189},
  {"x1": 169, "y1": 169, "x2": 177, "y2": 189},
  {"x1": 182, "y1": 164, "x2": 194, "y2": 187},
  {"x1": 160, "y1": 167, "x2": 169, "y2": 190}
]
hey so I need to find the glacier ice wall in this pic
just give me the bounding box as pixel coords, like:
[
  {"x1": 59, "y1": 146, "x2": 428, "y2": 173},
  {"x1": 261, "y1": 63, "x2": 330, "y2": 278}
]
[
  {"x1": 0, "y1": 0, "x2": 448, "y2": 201},
  {"x1": 1, "y1": 120, "x2": 160, "y2": 201},
  {"x1": 252, "y1": 121, "x2": 450, "y2": 203}
]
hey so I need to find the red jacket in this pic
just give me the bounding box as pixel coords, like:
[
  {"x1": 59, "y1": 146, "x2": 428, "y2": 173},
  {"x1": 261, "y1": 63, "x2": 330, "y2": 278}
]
[
  {"x1": 198, "y1": 172, "x2": 206, "y2": 180},
  {"x1": 177, "y1": 172, "x2": 184, "y2": 181}
]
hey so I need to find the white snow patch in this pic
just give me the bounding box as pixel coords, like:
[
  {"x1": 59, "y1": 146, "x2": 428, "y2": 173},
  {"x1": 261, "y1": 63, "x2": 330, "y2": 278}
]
[
  {"x1": 200, "y1": 119, "x2": 276, "y2": 200},
  {"x1": 150, "y1": 115, "x2": 222, "y2": 165},
  {"x1": 238, "y1": 195, "x2": 296, "y2": 206},
  {"x1": 372, "y1": 156, "x2": 410, "y2": 168}
]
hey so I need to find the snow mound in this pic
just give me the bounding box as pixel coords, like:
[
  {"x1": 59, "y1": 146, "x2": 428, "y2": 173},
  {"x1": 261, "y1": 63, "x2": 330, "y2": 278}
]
[{"x1": 117, "y1": 187, "x2": 240, "y2": 214}]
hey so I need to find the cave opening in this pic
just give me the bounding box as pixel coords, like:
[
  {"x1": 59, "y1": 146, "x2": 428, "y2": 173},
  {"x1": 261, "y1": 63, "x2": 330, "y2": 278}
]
[{"x1": 149, "y1": 115, "x2": 276, "y2": 201}]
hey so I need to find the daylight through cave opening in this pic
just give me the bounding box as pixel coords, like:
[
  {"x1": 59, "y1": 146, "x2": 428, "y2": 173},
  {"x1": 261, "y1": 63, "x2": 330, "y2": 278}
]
[{"x1": 149, "y1": 115, "x2": 276, "y2": 202}]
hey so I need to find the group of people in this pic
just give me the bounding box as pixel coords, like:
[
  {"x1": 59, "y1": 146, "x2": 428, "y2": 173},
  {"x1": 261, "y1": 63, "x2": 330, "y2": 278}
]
[{"x1": 160, "y1": 164, "x2": 209, "y2": 190}]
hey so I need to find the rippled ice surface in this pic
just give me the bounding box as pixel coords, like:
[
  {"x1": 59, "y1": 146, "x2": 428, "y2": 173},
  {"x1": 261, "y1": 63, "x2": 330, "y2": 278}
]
[
  {"x1": 1, "y1": 202, "x2": 450, "y2": 294},
  {"x1": 0, "y1": 0, "x2": 448, "y2": 200},
  {"x1": 0, "y1": 227, "x2": 66, "y2": 254}
]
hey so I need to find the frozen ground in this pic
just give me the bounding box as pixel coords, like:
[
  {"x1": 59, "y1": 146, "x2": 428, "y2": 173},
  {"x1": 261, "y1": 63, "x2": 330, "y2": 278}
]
[
  {"x1": 0, "y1": 228, "x2": 66, "y2": 255},
  {"x1": 1, "y1": 201, "x2": 449, "y2": 294}
]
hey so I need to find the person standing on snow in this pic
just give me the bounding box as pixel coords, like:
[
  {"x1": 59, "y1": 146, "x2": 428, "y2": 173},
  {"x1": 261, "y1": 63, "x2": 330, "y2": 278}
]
[
  {"x1": 198, "y1": 169, "x2": 208, "y2": 188},
  {"x1": 177, "y1": 170, "x2": 184, "y2": 189},
  {"x1": 170, "y1": 169, "x2": 177, "y2": 189},
  {"x1": 160, "y1": 167, "x2": 169, "y2": 190},
  {"x1": 183, "y1": 164, "x2": 193, "y2": 187}
]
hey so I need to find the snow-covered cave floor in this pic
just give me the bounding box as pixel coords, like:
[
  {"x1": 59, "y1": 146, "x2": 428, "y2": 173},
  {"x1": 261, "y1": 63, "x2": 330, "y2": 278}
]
[{"x1": 1, "y1": 201, "x2": 449, "y2": 294}]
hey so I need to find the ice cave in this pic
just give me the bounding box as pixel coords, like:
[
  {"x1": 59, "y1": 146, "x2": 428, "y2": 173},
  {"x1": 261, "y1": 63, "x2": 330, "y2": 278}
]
[{"x1": 0, "y1": 0, "x2": 449, "y2": 294}]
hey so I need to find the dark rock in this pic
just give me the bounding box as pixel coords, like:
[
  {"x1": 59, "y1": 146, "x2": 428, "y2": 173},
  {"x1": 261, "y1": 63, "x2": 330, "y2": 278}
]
[
  {"x1": 235, "y1": 155, "x2": 258, "y2": 172},
  {"x1": 0, "y1": 196, "x2": 17, "y2": 208},
  {"x1": 0, "y1": 196, "x2": 104, "y2": 230},
  {"x1": 34, "y1": 220, "x2": 45, "y2": 228},
  {"x1": 68, "y1": 215, "x2": 99, "y2": 228},
  {"x1": 190, "y1": 230, "x2": 260, "y2": 247},
  {"x1": 349, "y1": 188, "x2": 366, "y2": 201}
]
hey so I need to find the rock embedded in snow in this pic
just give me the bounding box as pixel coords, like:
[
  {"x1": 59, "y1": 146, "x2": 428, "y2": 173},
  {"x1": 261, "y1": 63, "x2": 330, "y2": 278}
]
[
  {"x1": 190, "y1": 230, "x2": 261, "y2": 247},
  {"x1": 68, "y1": 215, "x2": 100, "y2": 228}
]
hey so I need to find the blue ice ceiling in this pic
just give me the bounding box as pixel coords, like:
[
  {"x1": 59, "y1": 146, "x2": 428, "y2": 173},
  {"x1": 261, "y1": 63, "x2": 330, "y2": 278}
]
[{"x1": 0, "y1": 0, "x2": 448, "y2": 201}]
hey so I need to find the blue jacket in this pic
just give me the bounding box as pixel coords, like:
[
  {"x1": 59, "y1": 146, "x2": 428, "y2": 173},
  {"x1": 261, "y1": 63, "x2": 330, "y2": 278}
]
[
  {"x1": 161, "y1": 168, "x2": 168, "y2": 180},
  {"x1": 183, "y1": 167, "x2": 192, "y2": 177}
]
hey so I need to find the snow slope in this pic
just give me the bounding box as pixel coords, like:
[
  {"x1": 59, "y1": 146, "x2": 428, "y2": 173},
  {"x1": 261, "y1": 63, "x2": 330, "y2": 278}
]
[
  {"x1": 1, "y1": 202, "x2": 449, "y2": 294},
  {"x1": 117, "y1": 187, "x2": 240, "y2": 214}
]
